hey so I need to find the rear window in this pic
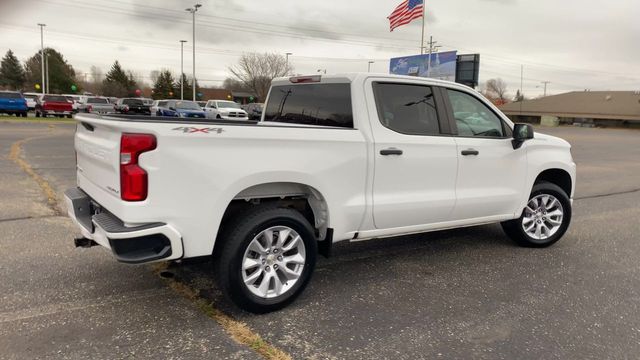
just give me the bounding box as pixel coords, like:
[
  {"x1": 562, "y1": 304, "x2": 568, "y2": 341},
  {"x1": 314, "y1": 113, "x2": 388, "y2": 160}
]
[
  {"x1": 87, "y1": 98, "x2": 108, "y2": 104},
  {"x1": 0, "y1": 92, "x2": 23, "y2": 99},
  {"x1": 123, "y1": 99, "x2": 143, "y2": 106},
  {"x1": 43, "y1": 95, "x2": 68, "y2": 102},
  {"x1": 263, "y1": 84, "x2": 353, "y2": 128}
]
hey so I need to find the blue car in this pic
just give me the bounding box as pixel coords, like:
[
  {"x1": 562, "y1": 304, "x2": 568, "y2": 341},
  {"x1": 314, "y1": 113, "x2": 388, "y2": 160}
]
[
  {"x1": 153, "y1": 100, "x2": 206, "y2": 119},
  {"x1": 0, "y1": 91, "x2": 28, "y2": 117}
]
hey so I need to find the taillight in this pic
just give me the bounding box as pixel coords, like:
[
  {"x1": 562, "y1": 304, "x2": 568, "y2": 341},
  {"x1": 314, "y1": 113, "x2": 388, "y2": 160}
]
[
  {"x1": 289, "y1": 75, "x2": 321, "y2": 83},
  {"x1": 87, "y1": 105, "x2": 93, "y2": 112},
  {"x1": 124, "y1": 105, "x2": 130, "y2": 112},
  {"x1": 120, "y1": 133, "x2": 156, "y2": 201}
]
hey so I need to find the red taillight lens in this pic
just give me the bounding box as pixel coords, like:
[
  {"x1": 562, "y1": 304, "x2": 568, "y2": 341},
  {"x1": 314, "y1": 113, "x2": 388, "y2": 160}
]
[
  {"x1": 120, "y1": 133, "x2": 156, "y2": 201},
  {"x1": 87, "y1": 105, "x2": 93, "y2": 112}
]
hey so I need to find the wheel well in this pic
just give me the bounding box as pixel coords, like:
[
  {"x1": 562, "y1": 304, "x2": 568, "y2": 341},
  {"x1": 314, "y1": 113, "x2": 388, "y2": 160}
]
[
  {"x1": 535, "y1": 169, "x2": 572, "y2": 196},
  {"x1": 217, "y1": 182, "x2": 329, "y2": 245}
]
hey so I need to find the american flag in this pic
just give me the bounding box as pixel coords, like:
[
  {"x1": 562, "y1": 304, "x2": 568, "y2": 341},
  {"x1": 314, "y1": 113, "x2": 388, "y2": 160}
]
[{"x1": 387, "y1": 0, "x2": 424, "y2": 32}]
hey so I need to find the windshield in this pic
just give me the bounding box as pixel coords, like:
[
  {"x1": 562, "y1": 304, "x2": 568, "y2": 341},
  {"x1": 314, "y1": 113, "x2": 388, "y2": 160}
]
[
  {"x1": 216, "y1": 101, "x2": 241, "y2": 109},
  {"x1": 88, "y1": 98, "x2": 108, "y2": 104},
  {"x1": 0, "y1": 92, "x2": 22, "y2": 99},
  {"x1": 123, "y1": 99, "x2": 143, "y2": 106},
  {"x1": 44, "y1": 95, "x2": 69, "y2": 102},
  {"x1": 175, "y1": 101, "x2": 202, "y2": 110}
]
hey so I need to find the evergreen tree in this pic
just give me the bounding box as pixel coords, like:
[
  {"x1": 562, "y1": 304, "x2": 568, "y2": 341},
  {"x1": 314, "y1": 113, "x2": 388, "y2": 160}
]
[
  {"x1": 102, "y1": 61, "x2": 137, "y2": 97},
  {"x1": 152, "y1": 70, "x2": 176, "y2": 99},
  {"x1": 0, "y1": 50, "x2": 26, "y2": 90},
  {"x1": 23, "y1": 48, "x2": 76, "y2": 93}
]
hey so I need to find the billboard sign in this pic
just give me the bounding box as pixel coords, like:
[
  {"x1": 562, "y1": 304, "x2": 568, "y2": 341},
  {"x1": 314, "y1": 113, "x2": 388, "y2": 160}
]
[{"x1": 389, "y1": 51, "x2": 458, "y2": 81}]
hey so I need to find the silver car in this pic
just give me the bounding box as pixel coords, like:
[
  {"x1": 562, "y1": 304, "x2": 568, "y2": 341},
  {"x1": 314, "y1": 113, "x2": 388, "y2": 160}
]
[{"x1": 79, "y1": 97, "x2": 114, "y2": 114}]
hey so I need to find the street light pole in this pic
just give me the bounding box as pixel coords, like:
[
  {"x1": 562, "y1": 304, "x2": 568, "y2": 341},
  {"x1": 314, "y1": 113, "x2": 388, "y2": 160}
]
[
  {"x1": 45, "y1": 53, "x2": 50, "y2": 94},
  {"x1": 285, "y1": 52, "x2": 292, "y2": 73},
  {"x1": 368, "y1": 61, "x2": 374, "y2": 72},
  {"x1": 180, "y1": 40, "x2": 187, "y2": 100},
  {"x1": 38, "y1": 23, "x2": 46, "y2": 95},
  {"x1": 186, "y1": 4, "x2": 201, "y2": 101}
]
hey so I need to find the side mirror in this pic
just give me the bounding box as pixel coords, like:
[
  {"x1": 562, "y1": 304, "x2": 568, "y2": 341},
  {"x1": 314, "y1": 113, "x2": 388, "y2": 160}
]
[{"x1": 512, "y1": 123, "x2": 534, "y2": 149}]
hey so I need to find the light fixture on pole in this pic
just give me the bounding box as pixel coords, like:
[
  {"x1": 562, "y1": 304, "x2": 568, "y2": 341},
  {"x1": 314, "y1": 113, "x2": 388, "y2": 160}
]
[
  {"x1": 37, "y1": 23, "x2": 46, "y2": 95},
  {"x1": 179, "y1": 40, "x2": 187, "y2": 100},
  {"x1": 368, "y1": 61, "x2": 375, "y2": 72},
  {"x1": 285, "y1": 52, "x2": 292, "y2": 67},
  {"x1": 185, "y1": 4, "x2": 202, "y2": 101}
]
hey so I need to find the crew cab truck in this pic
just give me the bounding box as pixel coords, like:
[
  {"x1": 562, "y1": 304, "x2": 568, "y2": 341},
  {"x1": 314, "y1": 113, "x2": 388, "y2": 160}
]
[{"x1": 65, "y1": 73, "x2": 576, "y2": 313}]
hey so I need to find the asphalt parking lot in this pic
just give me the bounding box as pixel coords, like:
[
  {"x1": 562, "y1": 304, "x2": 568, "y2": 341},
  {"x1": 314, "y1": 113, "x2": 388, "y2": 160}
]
[{"x1": 1, "y1": 119, "x2": 640, "y2": 359}]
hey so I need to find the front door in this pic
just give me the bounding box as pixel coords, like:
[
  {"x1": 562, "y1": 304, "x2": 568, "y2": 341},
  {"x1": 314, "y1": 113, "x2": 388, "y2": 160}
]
[
  {"x1": 444, "y1": 88, "x2": 528, "y2": 221},
  {"x1": 370, "y1": 81, "x2": 458, "y2": 229}
]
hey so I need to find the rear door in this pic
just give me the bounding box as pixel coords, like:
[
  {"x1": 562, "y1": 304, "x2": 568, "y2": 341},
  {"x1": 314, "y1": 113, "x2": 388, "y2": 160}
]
[
  {"x1": 0, "y1": 92, "x2": 24, "y2": 111},
  {"x1": 443, "y1": 88, "x2": 527, "y2": 220},
  {"x1": 368, "y1": 80, "x2": 458, "y2": 229}
]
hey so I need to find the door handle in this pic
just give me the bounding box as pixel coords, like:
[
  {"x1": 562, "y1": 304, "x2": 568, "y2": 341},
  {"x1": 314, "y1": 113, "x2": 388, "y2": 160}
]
[
  {"x1": 461, "y1": 149, "x2": 479, "y2": 156},
  {"x1": 380, "y1": 148, "x2": 403, "y2": 156}
]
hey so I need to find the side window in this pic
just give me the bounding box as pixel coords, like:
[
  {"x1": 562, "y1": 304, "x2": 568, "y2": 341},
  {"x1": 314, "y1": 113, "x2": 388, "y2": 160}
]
[
  {"x1": 446, "y1": 89, "x2": 506, "y2": 138},
  {"x1": 373, "y1": 83, "x2": 440, "y2": 136}
]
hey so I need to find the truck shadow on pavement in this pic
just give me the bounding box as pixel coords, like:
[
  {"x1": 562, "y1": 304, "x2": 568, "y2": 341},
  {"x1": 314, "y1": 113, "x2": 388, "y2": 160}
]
[{"x1": 167, "y1": 223, "x2": 515, "y2": 317}]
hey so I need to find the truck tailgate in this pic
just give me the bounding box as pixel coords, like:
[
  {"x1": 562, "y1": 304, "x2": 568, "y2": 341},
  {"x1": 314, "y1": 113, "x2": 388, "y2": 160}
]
[{"x1": 75, "y1": 120, "x2": 122, "y2": 199}]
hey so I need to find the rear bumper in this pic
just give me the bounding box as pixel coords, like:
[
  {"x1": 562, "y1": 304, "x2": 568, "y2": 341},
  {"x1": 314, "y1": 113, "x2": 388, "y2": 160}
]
[{"x1": 64, "y1": 187, "x2": 183, "y2": 264}]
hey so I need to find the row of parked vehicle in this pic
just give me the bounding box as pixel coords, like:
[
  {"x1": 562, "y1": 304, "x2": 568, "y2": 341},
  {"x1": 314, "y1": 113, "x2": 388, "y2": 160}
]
[{"x1": 0, "y1": 90, "x2": 264, "y2": 120}]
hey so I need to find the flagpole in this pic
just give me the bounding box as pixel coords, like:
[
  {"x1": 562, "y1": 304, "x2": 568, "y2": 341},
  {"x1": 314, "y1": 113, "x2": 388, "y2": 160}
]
[{"x1": 420, "y1": 0, "x2": 426, "y2": 54}]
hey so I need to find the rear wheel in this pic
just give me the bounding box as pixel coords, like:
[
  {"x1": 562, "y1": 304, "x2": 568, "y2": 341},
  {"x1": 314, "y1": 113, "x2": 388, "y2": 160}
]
[
  {"x1": 214, "y1": 205, "x2": 317, "y2": 313},
  {"x1": 502, "y1": 182, "x2": 572, "y2": 247},
  {"x1": 66, "y1": 114, "x2": 72, "y2": 119},
  {"x1": 21, "y1": 112, "x2": 28, "y2": 118}
]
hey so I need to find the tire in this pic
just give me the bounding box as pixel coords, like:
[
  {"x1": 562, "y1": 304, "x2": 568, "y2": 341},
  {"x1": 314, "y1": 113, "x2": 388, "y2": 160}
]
[
  {"x1": 214, "y1": 205, "x2": 317, "y2": 313},
  {"x1": 501, "y1": 181, "x2": 572, "y2": 248},
  {"x1": 216, "y1": 114, "x2": 222, "y2": 119},
  {"x1": 35, "y1": 111, "x2": 40, "y2": 118},
  {"x1": 66, "y1": 114, "x2": 72, "y2": 119},
  {"x1": 21, "y1": 112, "x2": 28, "y2": 118}
]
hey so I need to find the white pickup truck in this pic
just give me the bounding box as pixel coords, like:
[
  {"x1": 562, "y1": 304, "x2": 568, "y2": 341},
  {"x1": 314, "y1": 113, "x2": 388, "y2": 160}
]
[{"x1": 65, "y1": 73, "x2": 576, "y2": 313}]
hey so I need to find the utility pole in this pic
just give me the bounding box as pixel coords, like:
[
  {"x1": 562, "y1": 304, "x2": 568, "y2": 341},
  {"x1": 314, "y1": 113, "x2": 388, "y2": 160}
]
[
  {"x1": 38, "y1": 23, "x2": 46, "y2": 95},
  {"x1": 426, "y1": 36, "x2": 440, "y2": 76},
  {"x1": 519, "y1": 64, "x2": 524, "y2": 115},
  {"x1": 368, "y1": 61, "x2": 375, "y2": 73},
  {"x1": 185, "y1": 4, "x2": 201, "y2": 101},
  {"x1": 180, "y1": 40, "x2": 187, "y2": 100},
  {"x1": 540, "y1": 81, "x2": 550, "y2": 97}
]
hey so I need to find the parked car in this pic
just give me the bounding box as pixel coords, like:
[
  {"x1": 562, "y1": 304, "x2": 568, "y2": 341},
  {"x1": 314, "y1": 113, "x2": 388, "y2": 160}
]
[
  {"x1": 243, "y1": 103, "x2": 264, "y2": 120},
  {"x1": 62, "y1": 94, "x2": 82, "y2": 113},
  {"x1": 79, "y1": 97, "x2": 114, "y2": 114},
  {"x1": 66, "y1": 73, "x2": 576, "y2": 313},
  {"x1": 35, "y1": 94, "x2": 73, "y2": 118},
  {"x1": 114, "y1": 98, "x2": 151, "y2": 115},
  {"x1": 153, "y1": 100, "x2": 207, "y2": 118},
  {"x1": 23, "y1": 92, "x2": 40, "y2": 111},
  {"x1": 0, "y1": 91, "x2": 28, "y2": 117},
  {"x1": 204, "y1": 100, "x2": 249, "y2": 120}
]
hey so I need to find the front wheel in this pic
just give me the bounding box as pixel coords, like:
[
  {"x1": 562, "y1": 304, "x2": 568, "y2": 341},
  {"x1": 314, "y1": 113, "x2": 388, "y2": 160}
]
[
  {"x1": 214, "y1": 205, "x2": 317, "y2": 313},
  {"x1": 502, "y1": 181, "x2": 572, "y2": 247}
]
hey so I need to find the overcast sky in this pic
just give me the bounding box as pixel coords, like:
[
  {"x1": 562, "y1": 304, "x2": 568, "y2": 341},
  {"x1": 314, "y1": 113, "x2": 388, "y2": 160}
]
[{"x1": 1, "y1": 0, "x2": 638, "y2": 97}]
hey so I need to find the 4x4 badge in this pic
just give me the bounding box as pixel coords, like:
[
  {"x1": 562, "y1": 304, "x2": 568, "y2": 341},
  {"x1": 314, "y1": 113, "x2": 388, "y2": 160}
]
[{"x1": 172, "y1": 127, "x2": 225, "y2": 134}]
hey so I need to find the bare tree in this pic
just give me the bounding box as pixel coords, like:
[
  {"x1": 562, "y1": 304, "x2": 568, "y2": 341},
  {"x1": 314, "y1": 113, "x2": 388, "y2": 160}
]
[
  {"x1": 90, "y1": 65, "x2": 103, "y2": 83},
  {"x1": 229, "y1": 52, "x2": 293, "y2": 101},
  {"x1": 485, "y1": 78, "x2": 509, "y2": 103}
]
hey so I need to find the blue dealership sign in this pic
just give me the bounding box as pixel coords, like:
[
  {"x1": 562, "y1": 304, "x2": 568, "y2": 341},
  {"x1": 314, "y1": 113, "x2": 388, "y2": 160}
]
[{"x1": 390, "y1": 51, "x2": 458, "y2": 81}]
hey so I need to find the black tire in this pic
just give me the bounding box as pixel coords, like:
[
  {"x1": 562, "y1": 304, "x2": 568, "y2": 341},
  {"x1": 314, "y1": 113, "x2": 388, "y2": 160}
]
[
  {"x1": 66, "y1": 114, "x2": 72, "y2": 119},
  {"x1": 214, "y1": 205, "x2": 317, "y2": 313},
  {"x1": 35, "y1": 111, "x2": 40, "y2": 118},
  {"x1": 502, "y1": 181, "x2": 572, "y2": 248},
  {"x1": 216, "y1": 114, "x2": 222, "y2": 119},
  {"x1": 21, "y1": 112, "x2": 28, "y2": 118}
]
